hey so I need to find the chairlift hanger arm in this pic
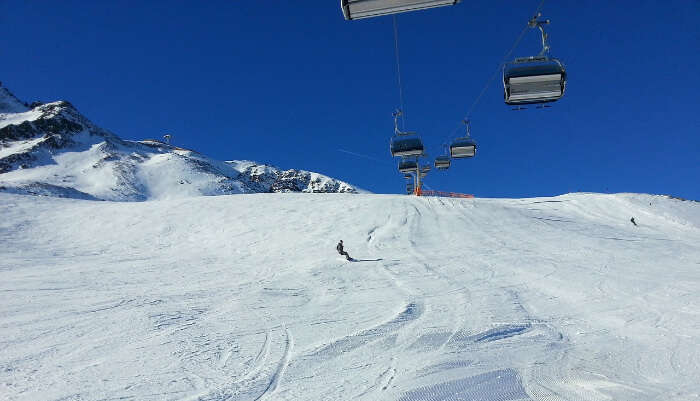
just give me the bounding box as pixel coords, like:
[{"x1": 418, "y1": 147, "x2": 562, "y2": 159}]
[
  {"x1": 528, "y1": 13, "x2": 551, "y2": 57},
  {"x1": 462, "y1": 119, "x2": 471, "y2": 138},
  {"x1": 393, "y1": 109, "x2": 402, "y2": 135}
]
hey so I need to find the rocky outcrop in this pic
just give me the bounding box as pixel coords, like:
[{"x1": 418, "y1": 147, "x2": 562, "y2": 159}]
[{"x1": 235, "y1": 163, "x2": 357, "y2": 194}]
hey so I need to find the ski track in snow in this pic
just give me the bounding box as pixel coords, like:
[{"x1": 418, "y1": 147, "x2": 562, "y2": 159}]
[{"x1": 0, "y1": 192, "x2": 699, "y2": 401}]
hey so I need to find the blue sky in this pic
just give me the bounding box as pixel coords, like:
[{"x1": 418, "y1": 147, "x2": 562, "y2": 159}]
[{"x1": 2, "y1": 1, "x2": 698, "y2": 199}]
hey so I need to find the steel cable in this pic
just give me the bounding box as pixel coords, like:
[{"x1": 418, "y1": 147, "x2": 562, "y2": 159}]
[{"x1": 393, "y1": 15, "x2": 406, "y2": 130}]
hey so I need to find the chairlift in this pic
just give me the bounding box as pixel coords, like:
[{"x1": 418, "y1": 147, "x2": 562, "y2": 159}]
[
  {"x1": 434, "y1": 155, "x2": 450, "y2": 170},
  {"x1": 450, "y1": 120, "x2": 477, "y2": 159},
  {"x1": 418, "y1": 164, "x2": 430, "y2": 178},
  {"x1": 504, "y1": 57, "x2": 566, "y2": 105},
  {"x1": 503, "y1": 14, "x2": 566, "y2": 105},
  {"x1": 391, "y1": 134, "x2": 424, "y2": 157},
  {"x1": 341, "y1": 0, "x2": 461, "y2": 20},
  {"x1": 434, "y1": 144, "x2": 451, "y2": 170},
  {"x1": 390, "y1": 110, "x2": 424, "y2": 157},
  {"x1": 398, "y1": 157, "x2": 418, "y2": 173},
  {"x1": 406, "y1": 180, "x2": 415, "y2": 193},
  {"x1": 450, "y1": 138, "x2": 476, "y2": 158}
]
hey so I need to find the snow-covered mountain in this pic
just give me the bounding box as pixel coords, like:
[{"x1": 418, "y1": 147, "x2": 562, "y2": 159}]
[{"x1": 0, "y1": 84, "x2": 361, "y2": 201}]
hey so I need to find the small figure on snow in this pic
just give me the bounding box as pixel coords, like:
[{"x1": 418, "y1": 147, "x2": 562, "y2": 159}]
[
  {"x1": 630, "y1": 217, "x2": 637, "y2": 226},
  {"x1": 336, "y1": 240, "x2": 352, "y2": 261}
]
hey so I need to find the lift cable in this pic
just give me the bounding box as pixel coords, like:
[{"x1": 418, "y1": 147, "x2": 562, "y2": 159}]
[
  {"x1": 338, "y1": 148, "x2": 393, "y2": 166},
  {"x1": 392, "y1": 15, "x2": 406, "y2": 130}
]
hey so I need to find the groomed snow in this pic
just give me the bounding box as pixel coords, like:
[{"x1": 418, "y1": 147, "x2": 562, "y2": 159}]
[{"x1": 1, "y1": 192, "x2": 699, "y2": 401}]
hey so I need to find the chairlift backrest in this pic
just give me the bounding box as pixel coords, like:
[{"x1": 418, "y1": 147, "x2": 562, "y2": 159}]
[
  {"x1": 505, "y1": 58, "x2": 565, "y2": 79},
  {"x1": 341, "y1": 0, "x2": 461, "y2": 20}
]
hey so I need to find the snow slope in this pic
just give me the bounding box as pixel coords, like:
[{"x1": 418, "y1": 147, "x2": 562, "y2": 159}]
[{"x1": 1, "y1": 192, "x2": 699, "y2": 401}]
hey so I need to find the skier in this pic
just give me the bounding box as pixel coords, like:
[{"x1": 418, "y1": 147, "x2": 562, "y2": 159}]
[
  {"x1": 630, "y1": 217, "x2": 637, "y2": 226},
  {"x1": 336, "y1": 240, "x2": 352, "y2": 261}
]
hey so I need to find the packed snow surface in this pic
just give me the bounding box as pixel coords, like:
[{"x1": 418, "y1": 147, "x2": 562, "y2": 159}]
[{"x1": 1, "y1": 192, "x2": 699, "y2": 401}]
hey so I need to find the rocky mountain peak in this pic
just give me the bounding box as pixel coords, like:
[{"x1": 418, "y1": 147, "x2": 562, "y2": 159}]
[
  {"x1": 0, "y1": 84, "x2": 29, "y2": 113},
  {"x1": 0, "y1": 83, "x2": 362, "y2": 200}
]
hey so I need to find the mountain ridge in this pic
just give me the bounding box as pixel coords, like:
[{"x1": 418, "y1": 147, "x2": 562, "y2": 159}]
[{"x1": 0, "y1": 83, "x2": 362, "y2": 201}]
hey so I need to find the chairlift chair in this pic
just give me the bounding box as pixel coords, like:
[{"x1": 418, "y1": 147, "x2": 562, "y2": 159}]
[
  {"x1": 406, "y1": 182, "x2": 415, "y2": 194},
  {"x1": 450, "y1": 138, "x2": 477, "y2": 158},
  {"x1": 503, "y1": 13, "x2": 567, "y2": 105},
  {"x1": 398, "y1": 158, "x2": 418, "y2": 173},
  {"x1": 504, "y1": 57, "x2": 566, "y2": 105},
  {"x1": 390, "y1": 109, "x2": 424, "y2": 157},
  {"x1": 434, "y1": 144, "x2": 451, "y2": 170},
  {"x1": 434, "y1": 155, "x2": 450, "y2": 170},
  {"x1": 450, "y1": 120, "x2": 477, "y2": 159},
  {"x1": 390, "y1": 134, "x2": 424, "y2": 157},
  {"x1": 341, "y1": 0, "x2": 461, "y2": 20}
]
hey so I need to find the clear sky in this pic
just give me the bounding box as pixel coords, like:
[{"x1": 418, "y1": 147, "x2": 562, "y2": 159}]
[{"x1": 2, "y1": 1, "x2": 698, "y2": 199}]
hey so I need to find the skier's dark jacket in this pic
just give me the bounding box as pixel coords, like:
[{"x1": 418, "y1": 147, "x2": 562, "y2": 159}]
[{"x1": 336, "y1": 242, "x2": 344, "y2": 254}]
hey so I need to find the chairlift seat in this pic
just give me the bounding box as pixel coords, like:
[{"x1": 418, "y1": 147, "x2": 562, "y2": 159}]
[
  {"x1": 390, "y1": 134, "x2": 424, "y2": 157},
  {"x1": 450, "y1": 138, "x2": 476, "y2": 158},
  {"x1": 398, "y1": 158, "x2": 418, "y2": 173},
  {"x1": 341, "y1": 0, "x2": 461, "y2": 20},
  {"x1": 434, "y1": 155, "x2": 450, "y2": 170},
  {"x1": 504, "y1": 58, "x2": 566, "y2": 105}
]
